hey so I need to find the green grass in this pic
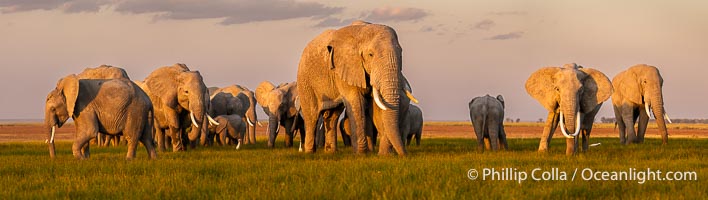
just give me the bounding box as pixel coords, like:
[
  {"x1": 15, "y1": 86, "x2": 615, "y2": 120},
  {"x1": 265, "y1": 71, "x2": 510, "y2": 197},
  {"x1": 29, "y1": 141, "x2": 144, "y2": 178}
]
[
  {"x1": 426, "y1": 121, "x2": 708, "y2": 129},
  {"x1": 1, "y1": 138, "x2": 705, "y2": 199}
]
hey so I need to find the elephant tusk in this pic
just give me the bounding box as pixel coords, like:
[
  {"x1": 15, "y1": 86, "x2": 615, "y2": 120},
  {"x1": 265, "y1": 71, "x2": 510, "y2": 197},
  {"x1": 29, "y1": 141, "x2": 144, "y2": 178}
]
[
  {"x1": 372, "y1": 87, "x2": 389, "y2": 111},
  {"x1": 190, "y1": 112, "x2": 199, "y2": 128},
  {"x1": 207, "y1": 115, "x2": 220, "y2": 126},
  {"x1": 664, "y1": 113, "x2": 673, "y2": 124},
  {"x1": 645, "y1": 104, "x2": 654, "y2": 119},
  {"x1": 47, "y1": 126, "x2": 56, "y2": 144},
  {"x1": 246, "y1": 116, "x2": 254, "y2": 127},
  {"x1": 236, "y1": 139, "x2": 242, "y2": 150},
  {"x1": 589, "y1": 143, "x2": 601, "y2": 147},
  {"x1": 559, "y1": 111, "x2": 580, "y2": 138},
  {"x1": 319, "y1": 121, "x2": 324, "y2": 130},
  {"x1": 406, "y1": 90, "x2": 419, "y2": 104},
  {"x1": 299, "y1": 141, "x2": 303, "y2": 152},
  {"x1": 275, "y1": 122, "x2": 280, "y2": 134},
  {"x1": 257, "y1": 121, "x2": 263, "y2": 127}
]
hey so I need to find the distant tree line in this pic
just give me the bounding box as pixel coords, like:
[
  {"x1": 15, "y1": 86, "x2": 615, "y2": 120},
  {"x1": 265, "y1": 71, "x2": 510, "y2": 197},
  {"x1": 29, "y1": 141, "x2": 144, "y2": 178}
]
[{"x1": 599, "y1": 117, "x2": 708, "y2": 124}]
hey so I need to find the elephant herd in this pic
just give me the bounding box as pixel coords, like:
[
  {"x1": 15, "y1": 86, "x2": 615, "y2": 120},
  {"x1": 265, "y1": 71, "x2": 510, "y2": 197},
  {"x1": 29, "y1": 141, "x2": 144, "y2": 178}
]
[
  {"x1": 470, "y1": 63, "x2": 670, "y2": 155},
  {"x1": 43, "y1": 20, "x2": 669, "y2": 159}
]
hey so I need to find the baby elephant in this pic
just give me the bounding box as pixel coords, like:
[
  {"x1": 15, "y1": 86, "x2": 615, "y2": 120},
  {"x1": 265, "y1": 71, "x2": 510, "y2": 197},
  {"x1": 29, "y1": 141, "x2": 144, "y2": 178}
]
[
  {"x1": 468, "y1": 95, "x2": 508, "y2": 151},
  {"x1": 209, "y1": 115, "x2": 246, "y2": 149},
  {"x1": 403, "y1": 104, "x2": 423, "y2": 146}
]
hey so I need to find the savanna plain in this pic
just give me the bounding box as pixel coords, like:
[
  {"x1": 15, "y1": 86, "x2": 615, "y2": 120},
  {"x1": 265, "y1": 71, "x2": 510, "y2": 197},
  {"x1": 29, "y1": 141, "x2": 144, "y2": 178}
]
[{"x1": 0, "y1": 122, "x2": 705, "y2": 199}]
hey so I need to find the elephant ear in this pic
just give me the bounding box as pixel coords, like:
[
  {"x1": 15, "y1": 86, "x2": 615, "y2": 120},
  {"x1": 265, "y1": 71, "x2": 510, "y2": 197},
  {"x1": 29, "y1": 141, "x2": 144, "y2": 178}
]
[
  {"x1": 327, "y1": 28, "x2": 367, "y2": 88},
  {"x1": 525, "y1": 67, "x2": 561, "y2": 111},
  {"x1": 613, "y1": 70, "x2": 642, "y2": 105},
  {"x1": 215, "y1": 117, "x2": 229, "y2": 136},
  {"x1": 58, "y1": 74, "x2": 80, "y2": 118},
  {"x1": 579, "y1": 67, "x2": 613, "y2": 112},
  {"x1": 284, "y1": 82, "x2": 299, "y2": 118},
  {"x1": 496, "y1": 95, "x2": 505, "y2": 108},
  {"x1": 255, "y1": 81, "x2": 275, "y2": 110}
]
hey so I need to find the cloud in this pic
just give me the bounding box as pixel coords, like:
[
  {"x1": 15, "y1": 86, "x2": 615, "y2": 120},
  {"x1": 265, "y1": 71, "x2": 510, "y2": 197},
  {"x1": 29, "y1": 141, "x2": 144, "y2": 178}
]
[
  {"x1": 488, "y1": 11, "x2": 528, "y2": 16},
  {"x1": 1, "y1": 0, "x2": 343, "y2": 25},
  {"x1": 313, "y1": 17, "x2": 356, "y2": 28},
  {"x1": 0, "y1": 0, "x2": 108, "y2": 13},
  {"x1": 364, "y1": 6, "x2": 428, "y2": 22},
  {"x1": 486, "y1": 31, "x2": 524, "y2": 40},
  {"x1": 419, "y1": 26, "x2": 434, "y2": 32},
  {"x1": 114, "y1": 0, "x2": 343, "y2": 25},
  {"x1": 473, "y1": 19, "x2": 495, "y2": 30}
]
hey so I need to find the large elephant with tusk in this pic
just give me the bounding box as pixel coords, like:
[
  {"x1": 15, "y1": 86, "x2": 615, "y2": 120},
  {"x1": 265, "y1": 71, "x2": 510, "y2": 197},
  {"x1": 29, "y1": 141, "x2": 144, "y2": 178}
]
[
  {"x1": 525, "y1": 63, "x2": 613, "y2": 155},
  {"x1": 142, "y1": 63, "x2": 219, "y2": 152},
  {"x1": 611, "y1": 64, "x2": 671, "y2": 144},
  {"x1": 296, "y1": 20, "x2": 418, "y2": 155},
  {"x1": 44, "y1": 74, "x2": 157, "y2": 160}
]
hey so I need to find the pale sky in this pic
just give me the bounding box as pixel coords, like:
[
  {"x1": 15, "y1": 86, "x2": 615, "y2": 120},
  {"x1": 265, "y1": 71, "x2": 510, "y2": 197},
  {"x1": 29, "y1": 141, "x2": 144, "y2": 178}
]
[{"x1": 1, "y1": 0, "x2": 707, "y2": 121}]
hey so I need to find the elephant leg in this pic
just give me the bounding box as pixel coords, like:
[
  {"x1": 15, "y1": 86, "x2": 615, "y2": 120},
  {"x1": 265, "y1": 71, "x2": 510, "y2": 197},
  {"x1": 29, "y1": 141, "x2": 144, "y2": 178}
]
[
  {"x1": 621, "y1": 105, "x2": 637, "y2": 144},
  {"x1": 488, "y1": 117, "x2": 500, "y2": 151},
  {"x1": 378, "y1": 129, "x2": 392, "y2": 154},
  {"x1": 498, "y1": 125, "x2": 508, "y2": 150},
  {"x1": 169, "y1": 127, "x2": 184, "y2": 152},
  {"x1": 338, "y1": 117, "x2": 352, "y2": 147},
  {"x1": 139, "y1": 124, "x2": 158, "y2": 159},
  {"x1": 300, "y1": 100, "x2": 319, "y2": 153},
  {"x1": 637, "y1": 106, "x2": 650, "y2": 143},
  {"x1": 565, "y1": 137, "x2": 578, "y2": 155},
  {"x1": 156, "y1": 127, "x2": 167, "y2": 152},
  {"x1": 73, "y1": 123, "x2": 98, "y2": 160},
  {"x1": 406, "y1": 133, "x2": 413, "y2": 146},
  {"x1": 471, "y1": 115, "x2": 486, "y2": 151},
  {"x1": 614, "y1": 106, "x2": 627, "y2": 144},
  {"x1": 323, "y1": 109, "x2": 342, "y2": 153},
  {"x1": 539, "y1": 111, "x2": 560, "y2": 152},
  {"x1": 344, "y1": 98, "x2": 369, "y2": 154}
]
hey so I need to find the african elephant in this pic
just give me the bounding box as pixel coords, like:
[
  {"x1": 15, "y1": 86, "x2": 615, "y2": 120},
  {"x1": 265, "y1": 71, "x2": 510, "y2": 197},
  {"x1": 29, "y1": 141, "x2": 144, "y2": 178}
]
[
  {"x1": 612, "y1": 64, "x2": 671, "y2": 144},
  {"x1": 211, "y1": 85, "x2": 259, "y2": 144},
  {"x1": 77, "y1": 65, "x2": 131, "y2": 147},
  {"x1": 142, "y1": 63, "x2": 218, "y2": 152},
  {"x1": 525, "y1": 63, "x2": 613, "y2": 155},
  {"x1": 468, "y1": 95, "x2": 507, "y2": 151},
  {"x1": 209, "y1": 114, "x2": 246, "y2": 149},
  {"x1": 403, "y1": 104, "x2": 423, "y2": 146},
  {"x1": 44, "y1": 74, "x2": 157, "y2": 160},
  {"x1": 296, "y1": 20, "x2": 417, "y2": 155},
  {"x1": 256, "y1": 81, "x2": 304, "y2": 148}
]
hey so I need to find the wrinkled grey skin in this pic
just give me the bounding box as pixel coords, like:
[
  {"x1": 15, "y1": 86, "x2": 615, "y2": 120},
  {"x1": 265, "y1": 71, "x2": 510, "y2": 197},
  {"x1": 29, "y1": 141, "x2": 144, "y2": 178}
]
[
  {"x1": 468, "y1": 95, "x2": 507, "y2": 151},
  {"x1": 143, "y1": 64, "x2": 212, "y2": 152},
  {"x1": 45, "y1": 74, "x2": 157, "y2": 160},
  {"x1": 208, "y1": 115, "x2": 245, "y2": 146},
  {"x1": 256, "y1": 81, "x2": 304, "y2": 148},
  {"x1": 76, "y1": 65, "x2": 131, "y2": 147},
  {"x1": 297, "y1": 21, "x2": 408, "y2": 155},
  {"x1": 612, "y1": 64, "x2": 670, "y2": 144},
  {"x1": 525, "y1": 63, "x2": 613, "y2": 155}
]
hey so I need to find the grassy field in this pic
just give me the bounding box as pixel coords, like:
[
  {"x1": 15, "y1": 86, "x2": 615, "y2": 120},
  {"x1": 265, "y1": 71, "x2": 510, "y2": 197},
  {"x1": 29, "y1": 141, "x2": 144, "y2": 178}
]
[
  {"x1": 426, "y1": 121, "x2": 708, "y2": 129},
  {"x1": 1, "y1": 137, "x2": 705, "y2": 199}
]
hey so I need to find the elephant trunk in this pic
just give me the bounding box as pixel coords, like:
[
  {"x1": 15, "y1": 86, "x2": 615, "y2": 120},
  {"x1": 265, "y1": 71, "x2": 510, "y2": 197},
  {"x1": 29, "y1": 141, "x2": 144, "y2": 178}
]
[
  {"x1": 373, "y1": 56, "x2": 406, "y2": 155},
  {"x1": 47, "y1": 124, "x2": 56, "y2": 158},
  {"x1": 267, "y1": 117, "x2": 279, "y2": 148},
  {"x1": 247, "y1": 107, "x2": 257, "y2": 143},
  {"x1": 559, "y1": 97, "x2": 581, "y2": 138},
  {"x1": 648, "y1": 90, "x2": 669, "y2": 144}
]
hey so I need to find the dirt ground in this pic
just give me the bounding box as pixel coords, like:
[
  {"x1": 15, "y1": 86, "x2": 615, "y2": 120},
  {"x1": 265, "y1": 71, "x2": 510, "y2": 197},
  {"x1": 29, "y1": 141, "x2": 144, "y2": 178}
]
[{"x1": 0, "y1": 123, "x2": 705, "y2": 143}]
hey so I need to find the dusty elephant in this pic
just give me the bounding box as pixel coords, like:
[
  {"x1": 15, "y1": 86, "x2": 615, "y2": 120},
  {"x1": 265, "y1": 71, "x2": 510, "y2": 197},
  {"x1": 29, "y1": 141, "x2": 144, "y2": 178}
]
[
  {"x1": 210, "y1": 85, "x2": 259, "y2": 145},
  {"x1": 296, "y1": 20, "x2": 417, "y2": 155},
  {"x1": 612, "y1": 64, "x2": 671, "y2": 144},
  {"x1": 209, "y1": 114, "x2": 246, "y2": 148},
  {"x1": 142, "y1": 63, "x2": 218, "y2": 152},
  {"x1": 525, "y1": 63, "x2": 613, "y2": 155},
  {"x1": 256, "y1": 81, "x2": 304, "y2": 148},
  {"x1": 76, "y1": 65, "x2": 132, "y2": 147},
  {"x1": 44, "y1": 74, "x2": 157, "y2": 160},
  {"x1": 468, "y1": 95, "x2": 507, "y2": 151}
]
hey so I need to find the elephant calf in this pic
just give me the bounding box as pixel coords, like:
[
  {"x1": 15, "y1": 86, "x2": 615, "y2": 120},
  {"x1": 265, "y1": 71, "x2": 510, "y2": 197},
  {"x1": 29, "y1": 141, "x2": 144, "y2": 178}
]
[
  {"x1": 209, "y1": 115, "x2": 246, "y2": 149},
  {"x1": 468, "y1": 95, "x2": 508, "y2": 151},
  {"x1": 403, "y1": 105, "x2": 423, "y2": 146}
]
